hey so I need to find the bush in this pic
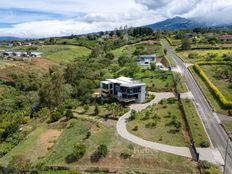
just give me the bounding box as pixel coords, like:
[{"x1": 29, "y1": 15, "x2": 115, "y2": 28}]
[
  {"x1": 129, "y1": 110, "x2": 137, "y2": 121},
  {"x1": 94, "y1": 104, "x2": 99, "y2": 115},
  {"x1": 167, "y1": 98, "x2": 177, "y2": 104},
  {"x1": 199, "y1": 160, "x2": 211, "y2": 169},
  {"x1": 66, "y1": 109, "x2": 74, "y2": 119},
  {"x1": 83, "y1": 104, "x2": 89, "y2": 112},
  {"x1": 132, "y1": 125, "x2": 138, "y2": 131},
  {"x1": 145, "y1": 121, "x2": 157, "y2": 128},
  {"x1": 91, "y1": 144, "x2": 108, "y2": 162},
  {"x1": 73, "y1": 142, "x2": 86, "y2": 160},
  {"x1": 50, "y1": 110, "x2": 62, "y2": 122},
  {"x1": 200, "y1": 140, "x2": 210, "y2": 148},
  {"x1": 120, "y1": 150, "x2": 132, "y2": 159}
]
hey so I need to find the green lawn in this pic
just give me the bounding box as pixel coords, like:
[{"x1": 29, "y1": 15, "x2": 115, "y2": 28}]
[
  {"x1": 137, "y1": 70, "x2": 175, "y2": 92},
  {"x1": 189, "y1": 66, "x2": 228, "y2": 115},
  {"x1": 201, "y1": 65, "x2": 232, "y2": 101},
  {"x1": 181, "y1": 99, "x2": 209, "y2": 147},
  {"x1": 38, "y1": 45, "x2": 91, "y2": 63},
  {"x1": 127, "y1": 100, "x2": 188, "y2": 147}
]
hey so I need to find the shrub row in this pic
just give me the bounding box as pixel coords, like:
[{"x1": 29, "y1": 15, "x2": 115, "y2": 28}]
[
  {"x1": 165, "y1": 37, "x2": 173, "y2": 46},
  {"x1": 194, "y1": 61, "x2": 232, "y2": 109}
]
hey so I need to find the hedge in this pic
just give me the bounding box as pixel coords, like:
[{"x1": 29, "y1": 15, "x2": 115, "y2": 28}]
[{"x1": 194, "y1": 61, "x2": 232, "y2": 109}]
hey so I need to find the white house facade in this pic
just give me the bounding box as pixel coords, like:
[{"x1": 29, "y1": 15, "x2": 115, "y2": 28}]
[
  {"x1": 138, "y1": 54, "x2": 156, "y2": 66},
  {"x1": 100, "y1": 77, "x2": 146, "y2": 104}
]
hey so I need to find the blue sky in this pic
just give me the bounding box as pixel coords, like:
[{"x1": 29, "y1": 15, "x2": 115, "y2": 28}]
[{"x1": 0, "y1": 0, "x2": 232, "y2": 38}]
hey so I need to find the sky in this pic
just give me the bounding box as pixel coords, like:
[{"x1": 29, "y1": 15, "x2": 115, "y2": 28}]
[{"x1": 0, "y1": 0, "x2": 232, "y2": 38}]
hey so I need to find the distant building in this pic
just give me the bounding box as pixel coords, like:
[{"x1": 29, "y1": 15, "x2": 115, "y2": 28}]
[
  {"x1": 100, "y1": 77, "x2": 146, "y2": 104},
  {"x1": 219, "y1": 35, "x2": 232, "y2": 42},
  {"x1": 138, "y1": 55, "x2": 156, "y2": 66},
  {"x1": 1, "y1": 51, "x2": 42, "y2": 59}
]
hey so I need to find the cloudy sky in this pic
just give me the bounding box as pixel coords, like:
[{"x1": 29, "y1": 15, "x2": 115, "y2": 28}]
[{"x1": 0, "y1": 0, "x2": 232, "y2": 38}]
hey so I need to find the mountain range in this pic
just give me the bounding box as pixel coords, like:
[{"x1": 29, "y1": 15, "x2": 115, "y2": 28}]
[
  {"x1": 146, "y1": 16, "x2": 232, "y2": 30},
  {"x1": 1, "y1": 17, "x2": 232, "y2": 41}
]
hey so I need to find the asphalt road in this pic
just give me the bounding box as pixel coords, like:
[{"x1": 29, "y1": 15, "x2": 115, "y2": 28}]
[{"x1": 162, "y1": 39, "x2": 232, "y2": 174}]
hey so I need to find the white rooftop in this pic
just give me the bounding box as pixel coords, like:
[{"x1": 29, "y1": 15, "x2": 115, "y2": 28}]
[{"x1": 105, "y1": 76, "x2": 145, "y2": 87}]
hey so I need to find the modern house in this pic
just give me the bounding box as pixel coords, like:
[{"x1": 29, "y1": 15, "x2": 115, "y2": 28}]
[
  {"x1": 138, "y1": 55, "x2": 156, "y2": 66},
  {"x1": 219, "y1": 35, "x2": 232, "y2": 42},
  {"x1": 100, "y1": 77, "x2": 146, "y2": 104}
]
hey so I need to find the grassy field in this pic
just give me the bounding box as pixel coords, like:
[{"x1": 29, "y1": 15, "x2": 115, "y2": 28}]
[
  {"x1": 111, "y1": 41, "x2": 164, "y2": 58},
  {"x1": 165, "y1": 54, "x2": 176, "y2": 67},
  {"x1": 189, "y1": 66, "x2": 228, "y2": 115},
  {"x1": 181, "y1": 99, "x2": 209, "y2": 147},
  {"x1": 174, "y1": 72, "x2": 188, "y2": 93},
  {"x1": 40, "y1": 119, "x2": 200, "y2": 173},
  {"x1": 0, "y1": 116, "x2": 222, "y2": 173},
  {"x1": 200, "y1": 65, "x2": 232, "y2": 101},
  {"x1": 177, "y1": 50, "x2": 232, "y2": 63},
  {"x1": 56, "y1": 38, "x2": 98, "y2": 49},
  {"x1": 0, "y1": 123, "x2": 49, "y2": 166},
  {"x1": 11, "y1": 45, "x2": 91, "y2": 63},
  {"x1": 137, "y1": 69, "x2": 175, "y2": 92},
  {"x1": 127, "y1": 100, "x2": 189, "y2": 147},
  {"x1": 38, "y1": 45, "x2": 91, "y2": 63}
]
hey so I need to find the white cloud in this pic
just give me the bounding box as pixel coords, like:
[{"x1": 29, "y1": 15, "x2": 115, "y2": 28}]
[{"x1": 0, "y1": 0, "x2": 232, "y2": 38}]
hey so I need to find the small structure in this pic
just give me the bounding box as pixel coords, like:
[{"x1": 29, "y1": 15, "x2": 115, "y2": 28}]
[
  {"x1": 31, "y1": 52, "x2": 42, "y2": 57},
  {"x1": 138, "y1": 55, "x2": 156, "y2": 66},
  {"x1": 100, "y1": 77, "x2": 146, "y2": 104},
  {"x1": 219, "y1": 35, "x2": 232, "y2": 42},
  {"x1": 1, "y1": 51, "x2": 42, "y2": 59}
]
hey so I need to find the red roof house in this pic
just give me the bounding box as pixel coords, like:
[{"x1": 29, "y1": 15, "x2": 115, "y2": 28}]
[{"x1": 219, "y1": 35, "x2": 232, "y2": 41}]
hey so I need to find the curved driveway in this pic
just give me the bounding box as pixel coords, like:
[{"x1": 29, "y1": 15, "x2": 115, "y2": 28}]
[{"x1": 116, "y1": 92, "x2": 192, "y2": 158}]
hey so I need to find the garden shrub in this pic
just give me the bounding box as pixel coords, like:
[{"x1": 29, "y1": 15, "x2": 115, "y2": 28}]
[
  {"x1": 91, "y1": 144, "x2": 108, "y2": 162},
  {"x1": 200, "y1": 140, "x2": 210, "y2": 148}
]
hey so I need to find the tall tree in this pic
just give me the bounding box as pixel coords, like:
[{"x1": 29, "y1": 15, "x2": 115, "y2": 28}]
[{"x1": 39, "y1": 71, "x2": 72, "y2": 108}]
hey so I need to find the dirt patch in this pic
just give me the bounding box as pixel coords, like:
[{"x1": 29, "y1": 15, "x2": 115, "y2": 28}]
[
  {"x1": 34, "y1": 129, "x2": 62, "y2": 161},
  {"x1": 30, "y1": 58, "x2": 54, "y2": 71}
]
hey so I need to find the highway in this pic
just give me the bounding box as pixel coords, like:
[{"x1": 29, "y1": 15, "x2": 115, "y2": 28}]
[{"x1": 162, "y1": 39, "x2": 232, "y2": 174}]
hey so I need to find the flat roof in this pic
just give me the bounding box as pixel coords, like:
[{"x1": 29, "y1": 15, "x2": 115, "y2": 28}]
[
  {"x1": 139, "y1": 54, "x2": 156, "y2": 58},
  {"x1": 105, "y1": 76, "x2": 145, "y2": 87}
]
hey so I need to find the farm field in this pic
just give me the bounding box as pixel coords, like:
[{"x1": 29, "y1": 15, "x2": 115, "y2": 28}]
[
  {"x1": 200, "y1": 65, "x2": 232, "y2": 101},
  {"x1": 189, "y1": 66, "x2": 229, "y2": 115},
  {"x1": 127, "y1": 99, "x2": 189, "y2": 147},
  {"x1": 177, "y1": 49, "x2": 232, "y2": 63}
]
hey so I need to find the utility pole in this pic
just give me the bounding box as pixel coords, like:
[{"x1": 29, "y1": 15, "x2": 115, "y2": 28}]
[{"x1": 224, "y1": 133, "x2": 231, "y2": 174}]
